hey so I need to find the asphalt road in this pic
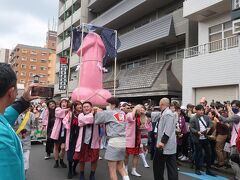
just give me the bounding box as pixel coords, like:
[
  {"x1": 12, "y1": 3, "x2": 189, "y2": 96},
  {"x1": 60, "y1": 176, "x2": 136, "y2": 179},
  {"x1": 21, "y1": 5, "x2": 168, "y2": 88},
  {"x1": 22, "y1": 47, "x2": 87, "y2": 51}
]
[{"x1": 27, "y1": 144, "x2": 233, "y2": 180}]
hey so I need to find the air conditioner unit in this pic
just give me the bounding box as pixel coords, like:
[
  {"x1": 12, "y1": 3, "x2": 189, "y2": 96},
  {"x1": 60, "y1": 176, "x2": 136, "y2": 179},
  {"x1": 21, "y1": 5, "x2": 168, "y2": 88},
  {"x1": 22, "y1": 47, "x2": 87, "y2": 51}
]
[{"x1": 233, "y1": 19, "x2": 240, "y2": 34}]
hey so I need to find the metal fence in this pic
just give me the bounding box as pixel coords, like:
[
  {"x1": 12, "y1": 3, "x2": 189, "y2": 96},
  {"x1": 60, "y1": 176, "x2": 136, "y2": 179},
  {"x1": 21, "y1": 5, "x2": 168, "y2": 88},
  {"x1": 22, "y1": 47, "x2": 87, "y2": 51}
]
[{"x1": 184, "y1": 35, "x2": 239, "y2": 58}]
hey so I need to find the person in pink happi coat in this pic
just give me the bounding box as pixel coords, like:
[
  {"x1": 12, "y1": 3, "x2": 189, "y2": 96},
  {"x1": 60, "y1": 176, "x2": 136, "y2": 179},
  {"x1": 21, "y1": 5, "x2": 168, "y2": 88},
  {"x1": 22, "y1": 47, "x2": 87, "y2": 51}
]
[
  {"x1": 73, "y1": 101, "x2": 101, "y2": 180},
  {"x1": 125, "y1": 105, "x2": 152, "y2": 177},
  {"x1": 51, "y1": 98, "x2": 70, "y2": 168},
  {"x1": 63, "y1": 101, "x2": 83, "y2": 179}
]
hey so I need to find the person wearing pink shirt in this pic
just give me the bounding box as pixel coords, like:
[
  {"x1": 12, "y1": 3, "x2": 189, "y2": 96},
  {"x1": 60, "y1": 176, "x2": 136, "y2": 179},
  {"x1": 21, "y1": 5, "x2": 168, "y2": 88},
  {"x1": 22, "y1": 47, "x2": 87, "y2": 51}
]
[
  {"x1": 125, "y1": 105, "x2": 152, "y2": 177},
  {"x1": 63, "y1": 101, "x2": 83, "y2": 179},
  {"x1": 73, "y1": 101, "x2": 101, "y2": 180},
  {"x1": 51, "y1": 98, "x2": 69, "y2": 168}
]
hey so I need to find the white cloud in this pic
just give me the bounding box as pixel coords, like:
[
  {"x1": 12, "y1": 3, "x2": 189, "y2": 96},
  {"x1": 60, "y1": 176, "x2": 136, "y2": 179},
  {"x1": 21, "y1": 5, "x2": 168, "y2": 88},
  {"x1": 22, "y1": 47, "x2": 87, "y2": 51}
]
[{"x1": 0, "y1": 0, "x2": 58, "y2": 49}]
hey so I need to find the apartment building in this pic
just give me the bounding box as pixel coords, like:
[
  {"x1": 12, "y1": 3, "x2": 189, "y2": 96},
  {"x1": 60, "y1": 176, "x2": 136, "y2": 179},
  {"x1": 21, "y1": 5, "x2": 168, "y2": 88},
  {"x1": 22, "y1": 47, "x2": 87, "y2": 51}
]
[
  {"x1": 10, "y1": 44, "x2": 52, "y2": 85},
  {"x1": 55, "y1": 0, "x2": 88, "y2": 96},
  {"x1": 55, "y1": 0, "x2": 197, "y2": 104},
  {"x1": 9, "y1": 30, "x2": 57, "y2": 85},
  {"x1": 46, "y1": 30, "x2": 57, "y2": 85},
  {"x1": 0, "y1": 48, "x2": 10, "y2": 63},
  {"x1": 182, "y1": 0, "x2": 240, "y2": 105},
  {"x1": 89, "y1": 0, "x2": 197, "y2": 104}
]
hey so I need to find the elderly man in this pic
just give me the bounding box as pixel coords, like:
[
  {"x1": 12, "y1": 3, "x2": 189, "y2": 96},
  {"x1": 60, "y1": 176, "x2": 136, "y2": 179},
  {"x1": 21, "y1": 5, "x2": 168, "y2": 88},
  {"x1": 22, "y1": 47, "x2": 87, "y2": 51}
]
[
  {"x1": 0, "y1": 63, "x2": 37, "y2": 180},
  {"x1": 152, "y1": 98, "x2": 178, "y2": 180}
]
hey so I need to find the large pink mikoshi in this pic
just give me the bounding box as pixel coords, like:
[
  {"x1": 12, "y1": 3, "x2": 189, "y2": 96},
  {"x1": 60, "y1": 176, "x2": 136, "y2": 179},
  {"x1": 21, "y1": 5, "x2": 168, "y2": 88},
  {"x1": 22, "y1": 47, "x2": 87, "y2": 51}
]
[{"x1": 71, "y1": 32, "x2": 112, "y2": 106}]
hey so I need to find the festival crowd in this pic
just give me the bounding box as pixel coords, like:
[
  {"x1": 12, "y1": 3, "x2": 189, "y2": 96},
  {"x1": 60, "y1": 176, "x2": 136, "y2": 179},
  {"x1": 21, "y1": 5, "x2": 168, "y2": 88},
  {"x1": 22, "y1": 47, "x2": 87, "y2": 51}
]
[
  {"x1": 15, "y1": 96, "x2": 240, "y2": 180},
  {"x1": 1, "y1": 62, "x2": 240, "y2": 180}
]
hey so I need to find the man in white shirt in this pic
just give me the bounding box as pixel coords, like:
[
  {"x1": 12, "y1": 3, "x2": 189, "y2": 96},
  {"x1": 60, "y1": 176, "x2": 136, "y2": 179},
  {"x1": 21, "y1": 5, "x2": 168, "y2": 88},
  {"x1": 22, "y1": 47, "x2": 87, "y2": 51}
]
[{"x1": 190, "y1": 104, "x2": 215, "y2": 176}]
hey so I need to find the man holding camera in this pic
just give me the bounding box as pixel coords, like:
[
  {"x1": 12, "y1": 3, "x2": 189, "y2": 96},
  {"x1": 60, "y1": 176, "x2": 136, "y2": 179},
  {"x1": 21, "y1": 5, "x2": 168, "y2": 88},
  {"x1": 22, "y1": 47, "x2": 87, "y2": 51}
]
[
  {"x1": 190, "y1": 104, "x2": 216, "y2": 176},
  {"x1": 0, "y1": 63, "x2": 38, "y2": 180}
]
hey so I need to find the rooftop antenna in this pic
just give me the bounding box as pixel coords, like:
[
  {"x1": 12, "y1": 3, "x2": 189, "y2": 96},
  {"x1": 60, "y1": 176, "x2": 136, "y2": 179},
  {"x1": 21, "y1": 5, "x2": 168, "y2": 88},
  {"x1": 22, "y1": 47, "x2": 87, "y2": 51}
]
[{"x1": 48, "y1": 19, "x2": 50, "y2": 31}]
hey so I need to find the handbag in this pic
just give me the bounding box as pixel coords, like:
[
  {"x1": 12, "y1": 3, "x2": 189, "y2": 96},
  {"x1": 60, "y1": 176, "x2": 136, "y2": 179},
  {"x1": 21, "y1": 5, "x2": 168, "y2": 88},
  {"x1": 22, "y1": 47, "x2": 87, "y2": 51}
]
[{"x1": 199, "y1": 118, "x2": 215, "y2": 140}]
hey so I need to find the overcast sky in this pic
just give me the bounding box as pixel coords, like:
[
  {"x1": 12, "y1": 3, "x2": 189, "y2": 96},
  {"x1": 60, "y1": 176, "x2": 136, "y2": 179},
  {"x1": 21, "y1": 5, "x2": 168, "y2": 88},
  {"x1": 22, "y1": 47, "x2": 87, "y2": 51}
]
[{"x1": 0, "y1": 0, "x2": 59, "y2": 50}]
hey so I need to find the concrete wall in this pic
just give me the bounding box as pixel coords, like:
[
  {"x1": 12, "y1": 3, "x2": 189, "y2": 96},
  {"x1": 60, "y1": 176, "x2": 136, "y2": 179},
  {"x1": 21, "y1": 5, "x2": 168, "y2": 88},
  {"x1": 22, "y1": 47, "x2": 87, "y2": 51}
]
[
  {"x1": 183, "y1": 0, "x2": 223, "y2": 17},
  {"x1": 182, "y1": 46, "x2": 240, "y2": 105}
]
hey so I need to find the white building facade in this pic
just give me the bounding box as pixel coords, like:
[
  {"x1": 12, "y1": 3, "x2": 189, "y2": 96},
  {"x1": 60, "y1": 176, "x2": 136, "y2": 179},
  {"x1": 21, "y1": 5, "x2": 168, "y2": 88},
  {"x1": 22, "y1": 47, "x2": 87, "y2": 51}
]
[
  {"x1": 55, "y1": 0, "x2": 88, "y2": 97},
  {"x1": 0, "y1": 48, "x2": 10, "y2": 63},
  {"x1": 182, "y1": 0, "x2": 240, "y2": 105}
]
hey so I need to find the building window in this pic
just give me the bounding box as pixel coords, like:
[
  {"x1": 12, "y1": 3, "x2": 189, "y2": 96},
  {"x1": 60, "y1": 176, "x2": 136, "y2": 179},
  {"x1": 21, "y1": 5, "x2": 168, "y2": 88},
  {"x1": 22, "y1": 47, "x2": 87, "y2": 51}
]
[
  {"x1": 41, "y1": 52, "x2": 47, "y2": 56},
  {"x1": 30, "y1": 65, "x2": 36, "y2": 70},
  {"x1": 39, "y1": 74, "x2": 47, "y2": 78},
  {"x1": 20, "y1": 80, "x2": 25, "y2": 84},
  {"x1": 120, "y1": 55, "x2": 151, "y2": 70},
  {"x1": 40, "y1": 66, "x2": 47, "y2": 71},
  {"x1": 233, "y1": 0, "x2": 240, "y2": 10},
  {"x1": 21, "y1": 49, "x2": 28, "y2": 54},
  {"x1": 31, "y1": 51, "x2": 37, "y2": 55},
  {"x1": 209, "y1": 21, "x2": 233, "y2": 51},
  {"x1": 209, "y1": 21, "x2": 233, "y2": 41},
  {"x1": 40, "y1": 59, "x2": 47, "y2": 63},
  {"x1": 22, "y1": 57, "x2": 27, "y2": 61},
  {"x1": 21, "y1": 64, "x2": 26, "y2": 69},
  {"x1": 20, "y1": 72, "x2": 26, "y2": 76},
  {"x1": 30, "y1": 58, "x2": 37, "y2": 62}
]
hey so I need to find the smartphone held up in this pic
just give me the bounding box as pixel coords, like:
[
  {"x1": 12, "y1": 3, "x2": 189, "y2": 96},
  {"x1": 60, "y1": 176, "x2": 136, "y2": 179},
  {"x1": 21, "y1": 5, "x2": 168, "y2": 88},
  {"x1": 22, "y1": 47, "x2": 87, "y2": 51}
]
[{"x1": 30, "y1": 86, "x2": 54, "y2": 98}]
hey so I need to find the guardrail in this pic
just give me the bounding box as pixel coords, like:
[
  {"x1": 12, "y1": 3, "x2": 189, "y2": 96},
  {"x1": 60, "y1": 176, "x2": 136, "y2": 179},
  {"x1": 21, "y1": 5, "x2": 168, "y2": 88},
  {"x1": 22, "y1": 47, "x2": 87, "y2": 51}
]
[{"x1": 184, "y1": 35, "x2": 239, "y2": 58}]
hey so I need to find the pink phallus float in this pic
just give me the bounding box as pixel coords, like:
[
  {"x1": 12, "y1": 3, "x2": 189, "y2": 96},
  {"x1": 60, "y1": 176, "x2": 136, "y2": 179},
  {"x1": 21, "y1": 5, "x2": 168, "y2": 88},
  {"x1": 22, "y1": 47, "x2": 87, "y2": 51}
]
[{"x1": 71, "y1": 32, "x2": 112, "y2": 106}]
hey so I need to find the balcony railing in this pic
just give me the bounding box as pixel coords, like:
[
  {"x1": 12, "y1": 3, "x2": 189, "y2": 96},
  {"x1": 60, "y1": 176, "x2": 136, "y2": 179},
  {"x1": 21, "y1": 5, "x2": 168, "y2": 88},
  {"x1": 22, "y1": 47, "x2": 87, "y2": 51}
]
[{"x1": 184, "y1": 36, "x2": 239, "y2": 58}]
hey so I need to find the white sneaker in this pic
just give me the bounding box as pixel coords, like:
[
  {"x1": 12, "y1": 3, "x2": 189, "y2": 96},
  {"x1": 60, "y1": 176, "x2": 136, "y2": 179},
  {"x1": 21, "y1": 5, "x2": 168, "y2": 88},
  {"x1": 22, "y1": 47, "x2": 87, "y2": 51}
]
[
  {"x1": 180, "y1": 156, "x2": 189, "y2": 161},
  {"x1": 99, "y1": 156, "x2": 103, "y2": 160},
  {"x1": 44, "y1": 155, "x2": 50, "y2": 160},
  {"x1": 131, "y1": 168, "x2": 141, "y2": 177},
  {"x1": 178, "y1": 155, "x2": 184, "y2": 160},
  {"x1": 144, "y1": 163, "x2": 150, "y2": 168}
]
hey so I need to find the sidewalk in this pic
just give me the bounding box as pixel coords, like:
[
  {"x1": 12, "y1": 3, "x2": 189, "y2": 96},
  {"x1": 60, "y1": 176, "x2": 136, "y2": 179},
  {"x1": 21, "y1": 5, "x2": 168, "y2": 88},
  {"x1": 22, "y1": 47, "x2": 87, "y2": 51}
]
[{"x1": 178, "y1": 160, "x2": 234, "y2": 176}]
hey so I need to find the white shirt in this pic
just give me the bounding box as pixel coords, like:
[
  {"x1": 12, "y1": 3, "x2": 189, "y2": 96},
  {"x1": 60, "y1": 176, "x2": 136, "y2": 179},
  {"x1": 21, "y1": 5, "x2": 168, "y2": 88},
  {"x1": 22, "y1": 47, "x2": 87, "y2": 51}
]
[{"x1": 199, "y1": 116, "x2": 207, "y2": 140}]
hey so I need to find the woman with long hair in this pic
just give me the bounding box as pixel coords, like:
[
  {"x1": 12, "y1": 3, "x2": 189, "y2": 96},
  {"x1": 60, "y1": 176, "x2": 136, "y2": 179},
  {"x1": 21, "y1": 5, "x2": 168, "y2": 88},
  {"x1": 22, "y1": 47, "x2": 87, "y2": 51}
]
[
  {"x1": 139, "y1": 107, "x2": 152, "y2": 168},
  {"x1": 125, "y1": 104, "x2": 151, "y2": 177},
  {"x1": 63, "y1": 101, "x2": 83, "y2": 179},
  {"x1": 43, "y1": 100, "x2": 57, "y2": 159},
  {"x1": 51, "y1": 98, "x2": 69, "y2": 168}
]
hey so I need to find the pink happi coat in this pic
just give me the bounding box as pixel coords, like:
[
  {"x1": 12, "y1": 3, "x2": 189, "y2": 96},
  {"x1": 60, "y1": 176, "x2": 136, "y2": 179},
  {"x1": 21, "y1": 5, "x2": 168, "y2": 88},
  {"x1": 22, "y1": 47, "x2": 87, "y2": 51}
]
[
  {"x1": 126, "y1": 112, "x2": 152, "y2": 148},
  {"x1": 42, "y1": 108, "x2": 49, "y2": 129},
  {"x1": 50, "y1": 107, "x2": 67, "y2": 140},
  {"x1": 75, "y1": 113, "x2": 101, "y2": 152},
  {"x1": 62, "y1": 111, "x2": 73, "y2": 151}
]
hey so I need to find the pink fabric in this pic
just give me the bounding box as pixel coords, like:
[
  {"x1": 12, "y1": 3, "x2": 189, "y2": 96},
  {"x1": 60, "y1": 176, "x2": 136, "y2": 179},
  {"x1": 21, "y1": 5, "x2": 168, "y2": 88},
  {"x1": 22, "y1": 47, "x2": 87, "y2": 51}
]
[
  {"x1": 126, "y1": 113, "x2": 152, "y2": 148},
  {"x1": 50, "y1": 107, "x2": 66, "y2": 140},
  {"x1": 231, "y1": 113, "x2": 240, "y2": 146},
  {"x1": 42, "y1": 108, "x2": 49, "y2": 129},
  {"x1": 144, "y1": 120, "x2": 152, "y2": 132},
  {"x1": 75, "y1": 113, "x2": 101, "y2": 152},
  {"x1": 126, "y1": 113, "x2": 137, "y2": 148},
  {"x1": 63, "y1": 112, "x2": 72, "y2": 151},
  {"x1": 72, "y1": 32, "x2": 111, "y2": 106}
]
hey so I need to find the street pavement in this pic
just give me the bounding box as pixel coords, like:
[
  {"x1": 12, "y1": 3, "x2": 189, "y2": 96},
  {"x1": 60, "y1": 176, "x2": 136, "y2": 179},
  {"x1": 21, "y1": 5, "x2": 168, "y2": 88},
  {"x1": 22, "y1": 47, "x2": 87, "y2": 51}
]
[{"x1": 28, "y1": 144, "x2": 233, "y2": 180}]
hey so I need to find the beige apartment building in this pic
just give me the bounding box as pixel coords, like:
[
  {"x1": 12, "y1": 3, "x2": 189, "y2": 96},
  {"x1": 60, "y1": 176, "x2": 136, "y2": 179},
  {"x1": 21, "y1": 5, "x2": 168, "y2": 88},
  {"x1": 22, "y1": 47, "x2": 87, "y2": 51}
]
[{"x1": 9, "y1": 30, "x2": 57, "y2": 85}]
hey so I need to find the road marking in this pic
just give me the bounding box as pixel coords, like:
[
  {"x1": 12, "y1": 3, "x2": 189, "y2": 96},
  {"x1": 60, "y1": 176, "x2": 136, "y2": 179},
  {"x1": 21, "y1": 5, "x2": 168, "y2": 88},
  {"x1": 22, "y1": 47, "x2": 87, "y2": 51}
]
[{"x1": 180, "y1": 172, "x2": 229, "y2": 180}]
